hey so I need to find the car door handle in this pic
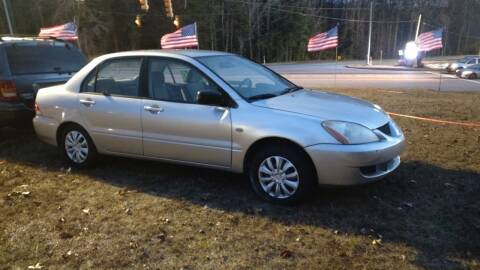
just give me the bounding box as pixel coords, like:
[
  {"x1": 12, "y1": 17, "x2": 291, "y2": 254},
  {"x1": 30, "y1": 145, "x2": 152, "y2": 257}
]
[
  {"x1": 79, "y1": 99, "x2": 96, "y2": 106},
  {"x1": 144, "y1": 105, "x2": 164, "y2": 114}
]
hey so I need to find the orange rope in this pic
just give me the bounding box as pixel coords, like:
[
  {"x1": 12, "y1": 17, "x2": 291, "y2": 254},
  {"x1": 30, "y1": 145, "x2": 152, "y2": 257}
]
[{"x1": 388, "y1": 112, "x2": 480, "y2": 128}]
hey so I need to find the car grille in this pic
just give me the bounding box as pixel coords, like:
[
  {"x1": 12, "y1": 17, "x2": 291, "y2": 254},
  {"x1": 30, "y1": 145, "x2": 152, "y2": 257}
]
[{"x1": 377, "y1": 122, "x2": 391, "y2": 136}]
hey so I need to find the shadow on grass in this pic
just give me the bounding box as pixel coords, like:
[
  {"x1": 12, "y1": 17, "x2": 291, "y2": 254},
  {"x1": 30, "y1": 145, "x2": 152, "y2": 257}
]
[{"x1": 1, "y1": 128, "x2": 479, "y2": 269}]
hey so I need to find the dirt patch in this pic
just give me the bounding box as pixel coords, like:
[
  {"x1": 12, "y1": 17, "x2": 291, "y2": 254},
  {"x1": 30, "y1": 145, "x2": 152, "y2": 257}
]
[{"x1": 0, "y1": 89, "x2": 479, "y2": 269}]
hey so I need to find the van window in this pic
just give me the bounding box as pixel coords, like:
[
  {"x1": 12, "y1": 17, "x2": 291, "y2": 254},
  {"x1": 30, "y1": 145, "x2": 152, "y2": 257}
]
[{"x1": 5, "y1": 44, "x2": 86, "y2": 75}]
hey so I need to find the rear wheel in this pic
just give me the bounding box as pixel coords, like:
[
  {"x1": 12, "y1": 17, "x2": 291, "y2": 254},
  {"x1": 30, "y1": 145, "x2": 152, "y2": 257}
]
[
  {"x1": 60, "y1": 125, "x2": 97, "y2": 168},
  {"x1": 248, "y1": 144, "x2": 317, "y2": 204}
]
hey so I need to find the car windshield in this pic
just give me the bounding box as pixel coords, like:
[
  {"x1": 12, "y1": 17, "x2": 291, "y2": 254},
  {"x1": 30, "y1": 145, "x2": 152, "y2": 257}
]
[
  {"x1": 196, "y1": 55, "x2": 298, "y2": 101},
  {"x1": 5, "y1": 43, "x2": 87, "y2": 75},
  {"x1": 458, "y1": 58, "x2": 472, "y2": 63}
]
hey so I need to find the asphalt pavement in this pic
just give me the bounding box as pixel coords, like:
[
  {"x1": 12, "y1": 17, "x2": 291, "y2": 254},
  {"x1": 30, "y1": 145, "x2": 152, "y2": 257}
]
[{"x1": 267, "y1": 60, "x2": 480, "y2": 92}]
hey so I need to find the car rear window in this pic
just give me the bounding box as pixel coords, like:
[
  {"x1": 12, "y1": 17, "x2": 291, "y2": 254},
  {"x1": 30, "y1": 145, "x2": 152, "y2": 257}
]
[{"x1": 5, "y1": 44, "x2": 87, "y2": 75}]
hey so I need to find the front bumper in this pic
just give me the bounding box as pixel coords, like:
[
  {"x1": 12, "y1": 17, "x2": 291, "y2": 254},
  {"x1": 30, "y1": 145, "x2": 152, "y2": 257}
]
[
  {"x1": 305, "y1": 134, "x2": 405, "y2": 186},
  {"x1": 460, "y1": 72, "x2": 473, "y2": 79},
  {"x1": 0, "y1": 101, "x2": 34, "y2": 127}
]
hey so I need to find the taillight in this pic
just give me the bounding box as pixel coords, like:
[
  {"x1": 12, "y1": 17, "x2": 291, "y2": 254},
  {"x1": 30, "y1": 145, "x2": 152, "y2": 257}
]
[
  {"x1": 35, "y1": 102, "x2": 41, "y2": 115},
  {"x1": 0, "y1": 80, "x2": 18, "y2": 101}
]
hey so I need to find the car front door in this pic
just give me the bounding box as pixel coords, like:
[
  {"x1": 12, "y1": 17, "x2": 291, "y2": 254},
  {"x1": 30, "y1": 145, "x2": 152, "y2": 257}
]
[
  {"x1": 141, "y1": 58, "x2": 232, "y2": 168},
  {"x1": 77, "y1": 57, "x2": 143, "y2": 156}
]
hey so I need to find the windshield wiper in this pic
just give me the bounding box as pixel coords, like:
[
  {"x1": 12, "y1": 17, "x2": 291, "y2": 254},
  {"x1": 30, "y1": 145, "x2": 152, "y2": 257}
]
[
  {"x1": 281, "y1": 86, "x2": 303, "y2": 95},
  {"x1": 248, "y1": 93, "x2": 278, "y2": 101}
]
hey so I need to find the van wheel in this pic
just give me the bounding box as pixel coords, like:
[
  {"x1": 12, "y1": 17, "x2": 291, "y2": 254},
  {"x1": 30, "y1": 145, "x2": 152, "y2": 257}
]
[
  {"x1": 248, "y1": 144, "x2": 317, "y2": 204},
  {"x1": 60, "y1": 125, "x2": 97, "y2": 168}
]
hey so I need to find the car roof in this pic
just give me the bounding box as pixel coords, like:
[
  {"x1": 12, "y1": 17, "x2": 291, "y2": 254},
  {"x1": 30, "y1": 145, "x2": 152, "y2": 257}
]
[
  {"x1": 0, "y1": 36, "x2": 74, "y2": 47},
  {"x1": 99, "y1": 49, "x2": 233, "y2": 59},
  {"x1": 460, "y1": 55, "x2": 480, "y2": 59}
]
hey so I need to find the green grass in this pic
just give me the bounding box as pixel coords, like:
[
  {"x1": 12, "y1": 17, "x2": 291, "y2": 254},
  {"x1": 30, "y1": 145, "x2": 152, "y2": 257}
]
[{"x1": 0, "y1": 89, "x2": 479, "y2": 269}]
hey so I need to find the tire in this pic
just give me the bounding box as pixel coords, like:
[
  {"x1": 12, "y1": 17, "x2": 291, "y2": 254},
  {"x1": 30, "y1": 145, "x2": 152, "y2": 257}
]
[
  {"x1": 248, "y1": 143, "x2": 317, "y2": 204},
  {"x1": 455, "y1": 68, "x2": 463, "y2": 77},
  {"x1": 60, "y1": 124, "x2": 97, "y2": 168},
  {"x1": 469, "y1": 74, "x2": 477, "y2": 80}
]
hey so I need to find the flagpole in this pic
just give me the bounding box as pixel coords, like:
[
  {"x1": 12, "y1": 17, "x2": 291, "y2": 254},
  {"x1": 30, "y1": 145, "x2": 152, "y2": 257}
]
[
  {"x1": 415, "y1": 14, "x2": 422, "y2": 41},
  {"x1": 73, "y1": 16, "x2": 82, "y2": 52},
  {"x1": 438, "y1": 70, "x2": 442, "y2": 92},
  {"x1": 334, "y1": 46, "x2": 338, "y2": 89},
  {"x1": 195, "y1": 22, "x2": 199, "y2": 50},
  {"x1": 438, "y1": 27, "x2": 444, "y2": 92},
  {"x1": 366, "y1": 1, "x2": 373, "y2": 65},
  {"x1": 2, "y1": 0, "x2": 13, "y2": 34}
]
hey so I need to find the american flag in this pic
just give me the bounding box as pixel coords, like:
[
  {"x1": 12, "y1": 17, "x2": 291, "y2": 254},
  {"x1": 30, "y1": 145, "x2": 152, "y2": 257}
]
[
  {"x1": 161, "y1": 23, "x2": 199, "y2": 49},
  {"x1": 38, "y1": 22, "x2": 78, "y2": 41},
  {"x1": 307, "y1": 26, "x2": 338, "y2": 52},
  {"x1": 417, "y1": 28, "x2": 443, "y2": 52}
]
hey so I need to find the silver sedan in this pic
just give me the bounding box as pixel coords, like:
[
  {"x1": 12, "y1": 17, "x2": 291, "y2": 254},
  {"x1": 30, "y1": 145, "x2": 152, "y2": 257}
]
[
  {"x1": 459, "y1": 64, "x2": 480, "y2": 79},
  {"x1": 33, "y1": 50, "x2": 405, "y2": 204}
]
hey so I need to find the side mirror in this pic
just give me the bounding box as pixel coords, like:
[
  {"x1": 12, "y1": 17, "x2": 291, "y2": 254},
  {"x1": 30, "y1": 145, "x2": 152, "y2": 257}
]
[{"x1": 196, "y1": 90, "x2": 225, "y2": 106}]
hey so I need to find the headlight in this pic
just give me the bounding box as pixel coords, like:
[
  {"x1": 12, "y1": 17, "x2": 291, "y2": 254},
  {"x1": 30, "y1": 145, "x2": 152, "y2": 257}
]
[
  {"x1": 322, "y1": 121, "x2": 380, "y2": 145},
  {"x1": 389, "y1": 119, "x2": 402, "y2": 136}
]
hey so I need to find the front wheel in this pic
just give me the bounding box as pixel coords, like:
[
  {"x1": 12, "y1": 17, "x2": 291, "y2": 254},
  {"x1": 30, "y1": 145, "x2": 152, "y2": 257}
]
[
  {"x1": 248, "y1": 144, "x2": 317, "y2": 204},
  {"x1": 469, "y1": 73, "x2": 477, "y2": 80},
  {"x1": 61, "y1": 125, "x2": 97, "y2": 168}
]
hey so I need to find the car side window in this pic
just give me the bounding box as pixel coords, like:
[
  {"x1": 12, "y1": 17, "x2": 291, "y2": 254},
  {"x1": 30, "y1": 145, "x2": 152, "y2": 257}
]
[
  {"x1": 148, "y1": 58, "x2": 221, "y2": 104},
  {"x1": 82, "y1": 70, "x2": 96, "y2": 92},
  {"x1": 94, "y1": 58, "x2": 142, "y2": 97}
]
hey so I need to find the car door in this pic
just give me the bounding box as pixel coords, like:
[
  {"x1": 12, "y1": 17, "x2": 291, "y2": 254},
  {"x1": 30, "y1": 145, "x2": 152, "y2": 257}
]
[
  {"x1": 77, "y1": 57, "x2": 143, "y2": 156},
  {"x1": 141, "y1": 57, "x2": 232, "y2": 168}
]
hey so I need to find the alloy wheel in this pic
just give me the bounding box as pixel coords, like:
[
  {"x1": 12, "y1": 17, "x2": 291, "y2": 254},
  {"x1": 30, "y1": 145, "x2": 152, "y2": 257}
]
[
  {"x1": 258, "y1": 156, "x2": 300, "y2": 199},
  {"x1": 64, "y1": 130, "x2": 89, "y2": 163}
]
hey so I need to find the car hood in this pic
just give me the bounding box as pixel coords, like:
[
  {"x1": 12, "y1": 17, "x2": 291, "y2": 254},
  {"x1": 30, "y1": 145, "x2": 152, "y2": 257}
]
[{"x1": 252, "y1": 89, "x2": 390, "y2": 129}]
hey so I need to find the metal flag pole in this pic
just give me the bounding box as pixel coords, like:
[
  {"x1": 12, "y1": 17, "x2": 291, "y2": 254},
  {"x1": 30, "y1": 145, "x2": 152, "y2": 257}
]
[
  {"x1": 334, "y1": 23, "x2": 339, "y2": 89},
  {"x1": 195, "y1": 22, "x2": 199, "y2": 50},
  {"x1": 334, "y1": 45, "x2": 338, "y2": 89},
  {"x1": 366, "y1": 1, "x2": 373, "y2": 65},
  {"x1": 2, "y1": 0, "x2": 13, "y2": 34},
  {"x1": 438, "y1": 27, "x2": 444, "y2": 92},
  {"x1": 438, "y1": 51, "x2": 443, "y2": 92},
  {"x1": 415, "y1": 14, "x2": 422, "y2": 41},
  {"x1": 73, "y1": 17, "x2": 82, "y2": 53}
]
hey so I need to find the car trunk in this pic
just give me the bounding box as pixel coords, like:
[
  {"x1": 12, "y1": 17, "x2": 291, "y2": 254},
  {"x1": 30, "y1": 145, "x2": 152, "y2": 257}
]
[{"x1": 13, "y1": 73, "x2": 72, "y2": 108}]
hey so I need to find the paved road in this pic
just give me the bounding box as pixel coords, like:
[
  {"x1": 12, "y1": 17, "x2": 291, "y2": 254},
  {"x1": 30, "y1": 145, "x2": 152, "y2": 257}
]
[{"x1": 268, "y1": 61, "x2": 480, "y2": 92}]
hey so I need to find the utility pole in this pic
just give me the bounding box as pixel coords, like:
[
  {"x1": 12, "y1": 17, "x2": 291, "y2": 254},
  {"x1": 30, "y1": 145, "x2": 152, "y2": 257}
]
[
  {"x1": 415, "y1": 14, "x2": 422, "y2": 41},
  {"x1": 2, "y1": 0, "x2": 13, "y2": 34},
  {"x1": 367, "y1": 1, "x2": 373, "y2": 65}
]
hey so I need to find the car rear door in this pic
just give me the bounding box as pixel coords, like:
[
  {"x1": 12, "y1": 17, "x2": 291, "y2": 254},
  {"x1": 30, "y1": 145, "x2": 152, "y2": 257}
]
[
  {"x1": 77, "y1": 57, "x2": 143, "y2": 156},
  {"x1": 141, "y1": 57, "x2": 232, "y2": 168}
]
